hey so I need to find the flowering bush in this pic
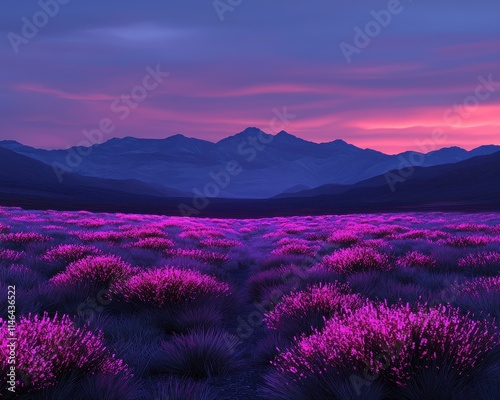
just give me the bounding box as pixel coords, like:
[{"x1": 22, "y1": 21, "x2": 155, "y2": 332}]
[
  {"x1": 42, "y1": 225, "x2": 67, "y2": 231},
  {"x1": 457, "y1": 276, "x2": 500, "y2": 295},
  {"x1": 112, "y1": 266, "x2": 230, "y2": 308},
  {"x1": 446, "y1": 223, "x2": 493, "y2": 233},
  {"x1": 393, "y1": 230, "x2": 448, "y2": 241},
  {"x1": 371, "y1": 224, "x2": 408, "y2": 238},
  {"x1": 76, "y1": 230, "x2": 127, "y2": 243},
  {"x1": 320, "y1": 246, "x2": 391, "y2": 274},
  {"x1": 272, "y1": 302, "x2": 499, "y2": 387},
  {"x1": 272, "y1": 238, "x2": 319, "y2": 257},
  {"x1": 171, "y1": 249, "x2": 229, "y2": 264},
  {"x1": 458, "y1": 251, "x2": 500, "y2": 269},
  {"x1": 327, "y1": 231, "x2": 360, "y2": 246},
  {"x1": 0, "y1": 232, "x2": 50, "y2": 245},
  {"x1": 280, "y1": 223, "x2": 307, "y2": 234},
  {"x1": 121, "y1": 225, "x2": 167, "y2": 239},
  {"x1": 0, "y1": 313, "x2": 129, "y2": 392},
  {"x1": 397, "y1": 251, "x2": 436, "y2": 268},
  {"x1": 199, "y1": 238, "x2": 241, "y2": 248},
  {"x1": 264, "y1": 283, "x2": 364, "y2": 335},
  {"x1": 443, "y1": 236, "x2": 490, "y2": 248},
  {"x1": 70, "y1": 218, "x2": 108, "y2": 228},
  {"x1": 129, "y1": 237, "x2": 175, "y2": 250},
  {"x1": 179, "y1": 229, "x2": 224, "y2": 239},
  {"x1": 262, "y1": 231, "x2": 286, "y2": 239},
  {"x1": 50, "y1": 255, "x2": 136, "y2": 288},
  {"x1": 305, "y1": 233, "x2": 329, "y2": 241},
  {"x1": 0, "y1": 249, "x2": 24, "y2": 262},
  {"x1": 43, "y1": 244, "x2": 102, "y2": 263},
  {"x1": 239, "y1": 227, "x2": 257, "y2": 234},
  {"x1": 12, "y1": 214, "x2": 46, "y2": 223}
]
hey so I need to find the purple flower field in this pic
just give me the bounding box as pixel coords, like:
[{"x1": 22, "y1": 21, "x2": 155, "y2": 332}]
[{"x1": 1, "y1": 206, "x2": 500, "y2": 399}]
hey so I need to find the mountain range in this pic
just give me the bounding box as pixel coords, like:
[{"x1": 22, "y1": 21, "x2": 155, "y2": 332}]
[
  {"x1": 0, "y1": 128, "x2": 499, "y2": 217},
  {"x1": 1, "y1": 127, "x2": 499, "y2": 199}
]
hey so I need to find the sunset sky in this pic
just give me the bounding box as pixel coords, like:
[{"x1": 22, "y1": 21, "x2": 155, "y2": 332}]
[{"x1": 1, "y1": 0, "x2": 499, "y2": 154}]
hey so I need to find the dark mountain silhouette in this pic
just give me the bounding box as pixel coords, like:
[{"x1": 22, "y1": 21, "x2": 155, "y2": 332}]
[
  {"x1": 0, "y1": 146, "x2": 499, "y2": 217},
  {"x1": 1, "y1": 128, "x2": 498, "y2": 198},
  {"x1": 211, "y1": 150, "x2": 500, "y2": 217},
  {"x1": 282, "y1": 149, "x2": 500, "y2": 200},
  {"x1": 0, "y1": 147, "x2": 188, "y2": 203}
]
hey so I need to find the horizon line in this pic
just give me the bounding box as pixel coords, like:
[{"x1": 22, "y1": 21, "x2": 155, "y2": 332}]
[{"x1": 1, "y1": 126, "x2": 498, "y2": 156}]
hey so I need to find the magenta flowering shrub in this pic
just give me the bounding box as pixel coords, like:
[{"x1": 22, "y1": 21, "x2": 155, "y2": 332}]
[
  {"x1": 76, "y1": 230, "x2": 127, "y2": 243},
  {"x1": 179, "y1": 228, "x2": 224, "y2": 239},
  {"x1": 264, "y1": 283, "x2": 364, "y2": 333},
  {"x1": 112, "y1": 266, "x2": 230, "y2": 308},
  {"x1": 393, "y1": 229, "x2": 448, "y2": 241},
  {"x1": 0, "y1": 232, "x2": 51, "y2": 245},
  {"x1": 171, "y1": 249, "x2": 230, "y2": 264},
  {"x1": 262, "y1": 231, "x2": 286, "y2": 239},
  {"x1": 271, "y1": 244, "x2": 316, "y2": 257},
  {"x1": 363, "y1": 238, "x2": 391, "y2": 249},
  {"x1": 120, "y1": 214, "x2": 144, "y2": 222},
  {"x1": 272, "y1": 302, "x2": 499, "y2": 387},
  {"x1": 305, "y1": 232, "x2": 329, "y2": 241},
  {"x1": 121, "y1": 225, "x2": 167, "y2": 239},
  {"x1": 67, "y1": 218, "x2": 108, "y2": 228},
  {"x1": 272, "y1": 238, "x2": 319, "y2": 257},
  {"x1": 397, "y1": 251, "x2": 436, "y2": 268},
  {"x1": 239, "y1": 226, "x2": 257, "y2": 234},
  {"x1": 129, "y1": 237, "x2": 175, "y2": 250},
  {"x1": 79, "y1": 218, "x2": 108, "y2": 228},
  {"x1": 320, "y1": 246, "x2": 391, "y2": 274},
  {"x1": 281, "y1": 225, "x2": 307, "y2": 235},
  {"x1": 42, "y1": 225, "x2": 67, "y2": 230},
  {"x1": 50, "y1": 255, "x2": 136, "y2": 288},
  {"x1": 371, "y1": 224, "x2": 408, "y2": 238},
  {"x1": 327, "y1": 231, "x2": 360, "y2": 246},
  {"x1": 0, "y1": 313, "x2": 129, "y2": 392},
  {"x1": 199, "y1": 238, "x2": 241, "y2": 248},
  {"x1": 458, "y1": 251, "x2": 500, "y2": 269},
  {"x1": 12, "y1": 214, "x2": 46, "y2": 223},
  {"x1": 178, "y1": 230, "x2": 203, "y2": 239},
  {"x1": 0, "y1": 249, "x2": 24, "y2": 262},
  {"x1": 457, "y1": 276, "x2": 500, "y2": 295},
  {"x1": 443, "y1": 235, "x2": 490, "y2": 247},
  {"x1": 446, "y1": 223, "x2": 493, "y2": 233},
  {"x1": 42, "y1": 244, "x2": 102, "y2": 263}
]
